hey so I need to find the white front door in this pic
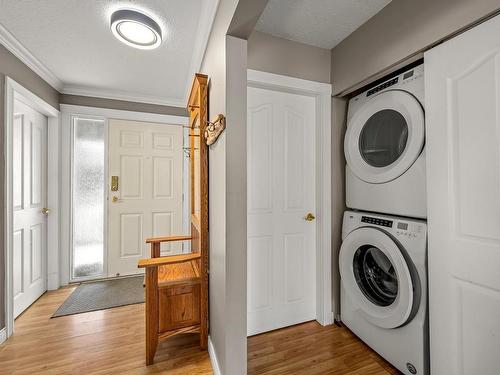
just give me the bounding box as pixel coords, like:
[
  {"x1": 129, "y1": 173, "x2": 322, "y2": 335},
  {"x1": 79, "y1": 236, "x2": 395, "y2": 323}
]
[
  {"x1": 107, "y1": 119, "x2": 184, "y2": 277},
  {"x1": 425, "y1": 15, "x2": 500, "y2": 375},
  {"x1": 247, "y1": 86, "x2": 316, "y2": 336},
  {"x1": 13, "y1": 98, "x2": 48, "y2": 318}
]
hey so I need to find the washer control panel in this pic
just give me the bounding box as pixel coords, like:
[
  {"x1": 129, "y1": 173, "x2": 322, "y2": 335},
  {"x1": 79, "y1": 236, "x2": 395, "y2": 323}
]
[{"x1": 343, "y1": 211, "x2": 427, "y2": 243}]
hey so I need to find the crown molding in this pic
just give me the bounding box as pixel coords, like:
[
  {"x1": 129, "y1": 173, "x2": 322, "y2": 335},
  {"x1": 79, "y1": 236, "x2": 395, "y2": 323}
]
[
  {"x1": 182, "y1": 0, "x2": 220, "y2": 104},
  {"x1": 61, "y1": 84, "x2": 186, "y2": 108},
  {"x1": 0, "y1": 22, "x2": 63, "y2": 91}
]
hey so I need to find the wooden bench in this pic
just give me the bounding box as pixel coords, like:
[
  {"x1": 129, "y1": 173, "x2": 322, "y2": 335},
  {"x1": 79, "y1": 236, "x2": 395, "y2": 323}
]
[{"x1": 138, "y1": 74, "x2": 209, "y2": 365}]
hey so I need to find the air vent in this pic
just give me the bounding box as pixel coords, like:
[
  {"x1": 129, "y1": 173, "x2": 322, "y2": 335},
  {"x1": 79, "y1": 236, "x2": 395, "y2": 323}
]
[{"x1": 367, "y1": 77, "x2": 399, "y2": 97}]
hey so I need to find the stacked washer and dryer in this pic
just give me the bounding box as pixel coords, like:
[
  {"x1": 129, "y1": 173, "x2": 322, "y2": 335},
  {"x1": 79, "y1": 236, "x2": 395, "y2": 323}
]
[{"x1": 340, "y1": 64, "x2": 429, "y2": 375}]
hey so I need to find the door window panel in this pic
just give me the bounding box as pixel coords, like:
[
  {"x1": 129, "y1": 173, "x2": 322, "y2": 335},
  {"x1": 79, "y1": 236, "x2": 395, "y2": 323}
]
[{"x1": 72, "y1": 117, "x2": 105, "y2": 278}]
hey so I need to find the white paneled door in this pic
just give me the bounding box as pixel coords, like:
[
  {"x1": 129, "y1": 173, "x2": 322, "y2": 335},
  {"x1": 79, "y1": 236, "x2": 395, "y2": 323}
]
[
  {"x1": 13, "y1": 98, "x2": 48, "y2": 318},
  {"x1": 107, "y1": 120, "x2": 183, "y2": 277},
  {"x1": 247, "y1": 86, "x2": 316, "y2": 336},
  {"x1": 425, "y1": 15, "x2": 500, "y2": 375}
]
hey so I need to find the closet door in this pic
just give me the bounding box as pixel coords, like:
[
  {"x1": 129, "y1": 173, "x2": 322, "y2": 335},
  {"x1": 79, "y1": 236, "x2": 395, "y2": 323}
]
[{"x1": 425, "y1": 15, "x2": 500, "y2": 375}]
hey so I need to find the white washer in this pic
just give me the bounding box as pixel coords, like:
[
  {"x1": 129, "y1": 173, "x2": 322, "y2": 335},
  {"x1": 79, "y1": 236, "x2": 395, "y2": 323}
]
[
  {"x1": 345, "y1": 64, "x2": 426, "y2": 219},
  {"x1": 340, "y1": 210, "x2": 428, "y2": 375}
]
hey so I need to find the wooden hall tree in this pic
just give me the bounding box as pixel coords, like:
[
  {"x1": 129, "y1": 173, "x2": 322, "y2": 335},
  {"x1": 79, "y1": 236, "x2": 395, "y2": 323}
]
[{"x1": 138, "y1": 74, "x2": 209, "y2": 365}]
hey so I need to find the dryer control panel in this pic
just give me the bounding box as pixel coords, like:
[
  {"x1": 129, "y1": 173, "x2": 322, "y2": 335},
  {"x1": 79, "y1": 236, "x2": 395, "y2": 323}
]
[{"x1": 361, "y1": 216, "x2": 393, "y2": 228}]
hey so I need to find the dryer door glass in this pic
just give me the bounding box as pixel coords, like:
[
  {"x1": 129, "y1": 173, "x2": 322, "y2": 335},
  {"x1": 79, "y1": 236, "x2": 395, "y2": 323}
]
[
  {"x1": 344, "y1": 90, "x2": 424, "y2": 183},
  {"x1": 359, "y1": 109, "x2": 408, "y2": 168},
  {"x1": 353, "y1": 244, "x2": 398, "y2": 306}
]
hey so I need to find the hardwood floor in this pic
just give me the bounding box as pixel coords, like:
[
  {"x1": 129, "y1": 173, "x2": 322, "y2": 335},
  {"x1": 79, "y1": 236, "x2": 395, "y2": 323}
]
[
  {"x1": 248, "y1": 322, "x2": 400, "y2": 375},
  {"x1": 0, "y1": 287, "x2": 399, "y2": 374},
  {"x1": 0, "y1": 287, "x2": 212, "y2": 375}
]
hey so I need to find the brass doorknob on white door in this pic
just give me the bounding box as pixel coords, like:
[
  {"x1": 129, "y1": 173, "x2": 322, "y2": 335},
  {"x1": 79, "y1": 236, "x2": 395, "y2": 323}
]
[
  {"x1": 41, "y1": 207, "x2": 50, "y2": 215},
  {"x1": 112, "y1": 196, "x2": 119, "y2": 203},
  {"x1": 305, "y1": 213, "x2": 315, "y2": 221}
]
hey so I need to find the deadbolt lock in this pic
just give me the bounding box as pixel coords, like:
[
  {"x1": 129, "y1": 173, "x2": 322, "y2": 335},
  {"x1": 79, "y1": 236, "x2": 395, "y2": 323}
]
[
  {"x1": 112, "y1": 196, "x2": 119, "y2": 203},
  {"x1": 111, "y1": 176, "x2": 119, "y2": 191},
  {"x1": 41, "y1": 207, "x2": 50, "y2": 215}
]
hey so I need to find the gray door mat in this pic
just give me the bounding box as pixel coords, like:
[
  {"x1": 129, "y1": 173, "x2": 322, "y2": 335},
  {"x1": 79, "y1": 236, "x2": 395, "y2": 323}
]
[{"x1": 52, "y1": 276, "x2": 144, "y2": 318}]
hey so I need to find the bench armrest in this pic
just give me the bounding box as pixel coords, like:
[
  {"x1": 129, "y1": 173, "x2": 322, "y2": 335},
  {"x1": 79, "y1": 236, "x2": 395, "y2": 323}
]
[
  {"x1": 145, "y1": 235, "x2": 192, "y2": 244},
  {"x1": 138, "y1": 252, "x2": 201, "y2": 268}
]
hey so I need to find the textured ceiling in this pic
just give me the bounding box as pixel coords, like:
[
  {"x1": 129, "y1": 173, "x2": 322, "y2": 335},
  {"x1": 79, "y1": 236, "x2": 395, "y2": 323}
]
[
  {"x1": 0, "y1": 0, "x2": 217, "y2": 106},
  {"x1": 255, "y1": 0, "x2": 391, "y2": 50}
]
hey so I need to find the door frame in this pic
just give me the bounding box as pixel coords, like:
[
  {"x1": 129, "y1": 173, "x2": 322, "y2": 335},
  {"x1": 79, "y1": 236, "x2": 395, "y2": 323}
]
[
  {"x1": 60, "y1": 104, "x2": 188, "y2": 285},
  {"x1": 4, "y1": 77, "x2": 60, "y2": 338},
  {"x1": 247, "y1": 70, "x2": 333, "y2": 325}
]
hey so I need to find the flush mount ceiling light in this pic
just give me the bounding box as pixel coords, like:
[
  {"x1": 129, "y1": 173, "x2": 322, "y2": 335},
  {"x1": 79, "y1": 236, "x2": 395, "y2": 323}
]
[{"x1": 110, "y1": 9, "x2": 162, "y2": 50}]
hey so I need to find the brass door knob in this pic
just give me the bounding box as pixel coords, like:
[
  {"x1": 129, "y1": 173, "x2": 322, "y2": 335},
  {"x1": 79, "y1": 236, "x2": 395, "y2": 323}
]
[
  {"x1": 112, "y1": 196, "x2": 119, "y2": 203},
  {"x1": 41, "y1": 207, "x2": 50, "y2": 215},
  {"x1": 305, "y1": 213, "x2": 315, "y2": 221}
]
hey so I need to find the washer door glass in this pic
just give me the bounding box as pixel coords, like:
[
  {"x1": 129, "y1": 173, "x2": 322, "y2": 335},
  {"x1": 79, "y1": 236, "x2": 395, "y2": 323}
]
[
  {"x1": 345, "y1": 90, "x2": 424, "y2": 184},
  {"x1": 353, "y1": 245, "x2": 398, "y2": 306},
  {"x1": 339, "y1": 227, "x2": 414, "y2": 329},
  {"x1": 359, "y1": 109, "x2": 408, "y2": 168}
]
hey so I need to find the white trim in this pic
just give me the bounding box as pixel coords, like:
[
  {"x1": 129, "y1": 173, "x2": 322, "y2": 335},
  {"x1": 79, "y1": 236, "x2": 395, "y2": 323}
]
[
  {"x1": 4, "y1": 77, "x2": 60, "y2": 339},
  {"x1": 0, "y1": 327, "x2": 6, "y2": 345},
  {"x1": 59, "y1": 104, "x2": 188, "y2": 285},
  {"x1": 0, "y1": 23, "x2": 63, "y2": 90},
  {"x1": 248, "y1": 69, "x2": 332, "y2": 95},
  {"x1": 247, "y1": 69, "x2": 333, "y2": 326},
  {"x1": 208, "y1": 336, "x2": 222, "y2": 375},
  {"x1": 61, "y1": 85, "x2": 186, "y2": 109},
  {"x1": 60, "y1": 104, "x2": 188, "y2": 125}
]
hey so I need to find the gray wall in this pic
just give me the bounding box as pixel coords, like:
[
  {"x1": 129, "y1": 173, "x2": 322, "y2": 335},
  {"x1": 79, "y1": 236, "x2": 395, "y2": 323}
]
[
  {"x1": 332, "y1": 0, "x2": 500, "y2": 95},
  {"x1": 331, "y1": 97, "x2": 347, "y2": 319},
  {"x1": 59, "y1": 94, "x2": 188, "y2": 117},
  {"x1": 199, "y1": 0, "x2": 242, "y2": 373},
  {"x1": 224, "y1": 35, "x2": 248, "y2": 375},
  {"x1": 200, "y1": 1, "x2": 271, "y2": 373},
  {"x1": 248, "y1": 31, "x2": 331, "y2": 83},
  {"x1": 0, "y1": 43, "x2": 60, "y2": 330}
]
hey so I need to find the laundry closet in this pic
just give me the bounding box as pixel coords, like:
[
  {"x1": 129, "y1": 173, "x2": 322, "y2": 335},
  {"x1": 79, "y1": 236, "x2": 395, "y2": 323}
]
[{"x1": 333, "y1": 8, "x2": 500, "y2": 375}]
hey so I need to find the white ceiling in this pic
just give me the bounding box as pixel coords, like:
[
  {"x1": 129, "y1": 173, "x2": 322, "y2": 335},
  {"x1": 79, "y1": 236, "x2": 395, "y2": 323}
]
[
  {"x1": 255, "y1": 0, "x2": 391, "y2": 50},
  {"x1": 0, "y1": 0, "x2": 218, "y2": 107}
]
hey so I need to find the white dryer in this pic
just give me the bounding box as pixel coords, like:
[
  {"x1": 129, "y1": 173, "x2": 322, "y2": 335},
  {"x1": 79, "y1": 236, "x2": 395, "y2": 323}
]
[
  {"x1": 345, "y1": 64, "x2": 426, "y2": 219},
  {"x1": 340, "y1": 210, "x2": 428, "y2": 375}
]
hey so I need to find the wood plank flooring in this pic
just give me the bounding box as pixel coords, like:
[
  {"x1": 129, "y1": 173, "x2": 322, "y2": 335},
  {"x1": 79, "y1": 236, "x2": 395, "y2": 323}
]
[
  {"x1": 0, "y1": 287, "x2": 399, "y2": 374},
  {"x1": 248, "y1": 321, "x2": 399, "y2": 375},
  {"x1": 0, "y1": 287, "x2": 212, "y2": 375}
]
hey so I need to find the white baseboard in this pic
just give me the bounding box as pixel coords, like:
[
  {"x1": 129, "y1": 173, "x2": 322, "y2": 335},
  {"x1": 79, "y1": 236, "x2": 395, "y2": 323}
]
[
  {"x1": 0, "y1": 327, "x2": 7, "y2": 345},
  {"x1": 208, "y1": 336, "x2": 222, "y2": 375}
]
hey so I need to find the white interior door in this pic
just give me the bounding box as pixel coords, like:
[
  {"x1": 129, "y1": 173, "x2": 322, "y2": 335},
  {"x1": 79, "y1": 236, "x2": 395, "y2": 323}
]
[
  {"x1": 247, "y1": 86, "x2": 316, "y2": 336},
  {"x1": 13, "y1": 98, "x2": 48, "y2": 318},
  {"x1": 107, "y1": 119, "x2": 183, "y2": 277},
  {"x1": 425, "y1": 15, "x2": 500, "y2": 375}
]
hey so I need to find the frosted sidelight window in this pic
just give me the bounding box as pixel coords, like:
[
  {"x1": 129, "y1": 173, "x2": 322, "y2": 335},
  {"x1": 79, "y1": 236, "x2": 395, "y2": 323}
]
[{"x1": 72, "y1": 117, "x2": 105, "y2": 279}]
